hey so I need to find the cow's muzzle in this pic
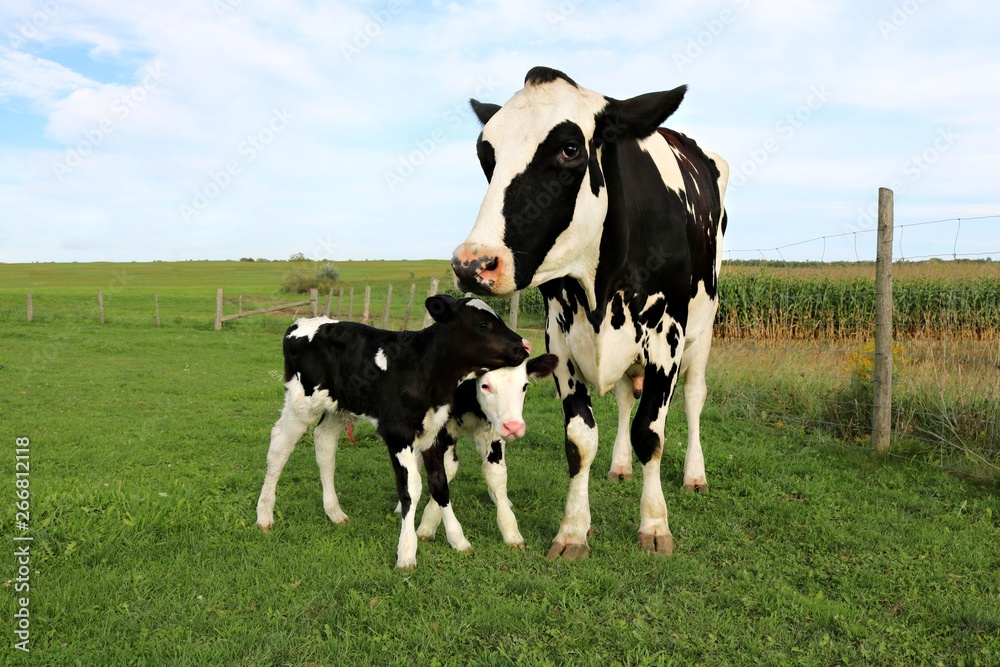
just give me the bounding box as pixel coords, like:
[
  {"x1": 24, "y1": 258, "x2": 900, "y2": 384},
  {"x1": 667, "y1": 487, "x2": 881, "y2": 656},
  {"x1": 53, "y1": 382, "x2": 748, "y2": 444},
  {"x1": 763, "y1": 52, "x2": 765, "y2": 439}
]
[{"x1": 451, "y1": 243, "x2": 516, "y2": 295}]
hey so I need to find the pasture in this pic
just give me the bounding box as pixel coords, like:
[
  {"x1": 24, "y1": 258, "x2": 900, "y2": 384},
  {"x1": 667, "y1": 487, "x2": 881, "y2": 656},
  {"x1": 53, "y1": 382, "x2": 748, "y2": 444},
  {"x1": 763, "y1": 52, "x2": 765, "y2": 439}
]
[{"x1": 1, "y1": 260, "x2": 999, "y2": 665}]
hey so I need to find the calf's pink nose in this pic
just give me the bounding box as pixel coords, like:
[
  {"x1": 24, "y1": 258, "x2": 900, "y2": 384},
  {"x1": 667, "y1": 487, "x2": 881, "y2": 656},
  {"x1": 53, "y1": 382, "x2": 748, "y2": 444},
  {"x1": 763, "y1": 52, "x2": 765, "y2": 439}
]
[{"x1": 501, "y1": 420, "x2": 526, "y2": 439}]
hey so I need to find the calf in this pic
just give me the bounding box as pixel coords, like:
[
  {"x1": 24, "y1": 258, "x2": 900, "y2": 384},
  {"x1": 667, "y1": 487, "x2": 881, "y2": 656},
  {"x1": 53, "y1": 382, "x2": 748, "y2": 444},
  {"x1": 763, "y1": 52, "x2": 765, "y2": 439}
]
[
  {"x1": 412, "y1": 354, "x2": 558, "y2": 548},
  {"x1": 255, "y1": 294, "x2": 529, "y2": 569}
]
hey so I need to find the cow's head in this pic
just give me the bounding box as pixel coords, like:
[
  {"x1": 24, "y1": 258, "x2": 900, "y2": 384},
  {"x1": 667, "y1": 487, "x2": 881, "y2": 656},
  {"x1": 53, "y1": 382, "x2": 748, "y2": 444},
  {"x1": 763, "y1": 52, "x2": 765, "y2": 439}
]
[
  {"x1": 452, "y1": 66, "x2": 687, "y2": 306},
  {"x1": 476, "y1": 353, "x2": 558, "y2": 439},
  {"x1": 425, "y1": 294, "x2": 530, "y2": 371}
]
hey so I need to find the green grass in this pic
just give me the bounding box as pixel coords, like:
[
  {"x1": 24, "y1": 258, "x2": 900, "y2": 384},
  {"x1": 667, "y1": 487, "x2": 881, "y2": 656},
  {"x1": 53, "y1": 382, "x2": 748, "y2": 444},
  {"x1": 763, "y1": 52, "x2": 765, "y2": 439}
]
[{"x1": 2, "y1": 314, "x2": 999, "y2": 664}]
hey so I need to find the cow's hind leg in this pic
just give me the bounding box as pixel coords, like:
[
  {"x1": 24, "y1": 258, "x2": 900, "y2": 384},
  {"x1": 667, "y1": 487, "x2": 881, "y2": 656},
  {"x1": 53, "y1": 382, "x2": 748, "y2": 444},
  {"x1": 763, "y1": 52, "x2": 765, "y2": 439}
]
[
  {"x1": 680, "y1": 327, "x2": 713, "y2": 493},
  {"x1": 256, "y1": 407, "x2": 311, "y2": 531},
  {"x1": 607, "y1": 376, "x2": 636, "y2": 482},
  {"x1": 547, "y1": 356, "x2": 598, "y2": 561},
  {"x1": 630, "y1": 325, "x2": 685, "y2": 556},
  {"x1": 314, "y1": 412, "x2": 349, "y2": 524}
]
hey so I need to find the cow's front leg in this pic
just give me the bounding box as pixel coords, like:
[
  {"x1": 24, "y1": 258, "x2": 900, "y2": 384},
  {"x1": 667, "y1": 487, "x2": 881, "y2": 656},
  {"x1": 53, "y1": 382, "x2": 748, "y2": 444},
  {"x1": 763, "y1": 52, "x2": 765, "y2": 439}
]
[
  {"x1": 425, "y1": 435, "x2": 472, "y2": 553},
  {"x1": 388, "y1": 439, "x2": 423, "y2": 569},
  {"x1": 630, "y1": 325, "x2": 684, "y2": 556},
  {"x1": 476, "y1": 435, "x2": 524, "y2": 549},
  {"x1": 416, "y1": 431, "x2": 471, "y2": 553},
  {"x1": 547, "y1": 356, "x2": 598, "y2": 561},
  {"x1": 679, "y1": 326, "x2": 713, "y2": 493},
  {"x1": 256, "y1": 408, "x2": 310, "y2": 531}
]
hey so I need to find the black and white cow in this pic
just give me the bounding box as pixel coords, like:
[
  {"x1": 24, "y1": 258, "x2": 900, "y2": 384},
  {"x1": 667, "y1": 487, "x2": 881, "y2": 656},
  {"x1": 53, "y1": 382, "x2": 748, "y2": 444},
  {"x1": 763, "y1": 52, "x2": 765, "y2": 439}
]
[
  {"x1": 255, "y1": 294, "x2": 529, "y2": 569},
  {"x1": 412, "y1": 353, "x2": 558, "y2": 548},
  {"x1": 452, "y1": 67, "x2": 729, "y2": 560}
]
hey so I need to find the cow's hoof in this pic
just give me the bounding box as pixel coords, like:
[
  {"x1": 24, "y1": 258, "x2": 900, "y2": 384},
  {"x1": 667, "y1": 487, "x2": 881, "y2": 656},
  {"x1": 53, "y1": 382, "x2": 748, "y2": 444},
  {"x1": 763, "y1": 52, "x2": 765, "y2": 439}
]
[
  {"x1": 683, "y1": 480, "x2": 709, "y2": 494},
  {"x1": 257, "y1": 522, "x2": 273, "y2": 533},
  {"x1": 418, "y1": 535, "x2": 434, "y2": 543},
  {"x1": 326, "y1": 511, "x2": 350, "y2": 525},
  {"x1": 638, "y1": 531, "x2": 674, "y2": 556},
  {"x1": 546, "y1": 541, "x2": 590, "y2": 561},
  {"x1": 508, "y1": 542, "x2": 526, "y2": 551},
  {"x1": 396, "y1": 559, "x2": 417, "y2": 570},
  {"x1": 607, "y1": 470, "x2": 633, "y2": 482}
]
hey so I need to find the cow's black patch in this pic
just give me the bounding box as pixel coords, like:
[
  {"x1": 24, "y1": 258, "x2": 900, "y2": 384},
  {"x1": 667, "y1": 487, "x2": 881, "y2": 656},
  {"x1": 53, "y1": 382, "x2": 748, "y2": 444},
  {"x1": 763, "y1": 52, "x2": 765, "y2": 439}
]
[
  {"x1": 666, "y1": 323, "x2": 680, "y2": 359},
  {"x1": 487, "y1": 440, "x2": 503, "y2": 464},
  {"x1": 476, "y1": 134, "x2": 496, "y2": 182},
  {"x1": 630, "y1": 361, "x2": 679, "y2": 465},
  {"x1": 610, "y1": 292, "x2": 626, "y2": 330},
  {"x1": 502, "y1": 121, "x2": 589, "y2": 290},
  {"x1": 564, "y1": 436, "x2": 583, "y2": 478},
  {"x1": 524, "y1": 66, "x2": 578, "y2": 88},
  {"x1": 566, "y1": 359, "x2": 576, "y2": 377}
]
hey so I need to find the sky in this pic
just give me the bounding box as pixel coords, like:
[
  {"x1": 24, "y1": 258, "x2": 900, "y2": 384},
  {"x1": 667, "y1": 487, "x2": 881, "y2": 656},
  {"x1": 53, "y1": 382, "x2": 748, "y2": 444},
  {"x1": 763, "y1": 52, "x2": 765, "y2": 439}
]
[{"x1": 1, "y1": 0, "x2": 997, "y2": 265}]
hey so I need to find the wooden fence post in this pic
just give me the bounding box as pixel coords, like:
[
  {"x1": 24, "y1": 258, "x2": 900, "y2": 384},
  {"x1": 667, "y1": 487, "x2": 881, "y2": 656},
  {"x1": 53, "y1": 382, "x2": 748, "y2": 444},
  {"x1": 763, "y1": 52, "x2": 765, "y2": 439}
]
[
  {"x1": 872, "y1": 187, "x2": 894, "y2": 457},
  {"x1": 26, "y1": 292, "x2": 33, "y2": 323},
  {"x1": 509, "y1": 291, "x2": 520, "y2": 330},
  {"x1": 337, "y1": 287, "x2": 344, "y2": 318},
  {"x1": 98, "y1": 290, "x2": 105, "y2": 325},
  {"x1": 362, "y1": 286, "x2": 371, "y2": 324},
  {"x1": 349, "y1": 287, "x2": 355, "y2": 320},
  {"x1": 325, "y1": 289, "x2": 333, "y2": 317},
  {"x1": 383, "y1": 284, "x2": 393, "y2": 329},
  {"x1": 238, "y1": 295, "x2": 243, "y2": 316},
  {"x1": 154, "y1": 290, "x2": 161, "y2": 328},
  {"x1": 309, "y1": 288, "x2": 318, "y2": 317},
  {"x1": 215, "y1": 288, "x2": 224, "y2": 330},
  {"x1": 422, "y1": 278, "x2": 439, "y2": 328},
  {"x1": 402, "y1": 283, "x2": 416, "y2": 330}
]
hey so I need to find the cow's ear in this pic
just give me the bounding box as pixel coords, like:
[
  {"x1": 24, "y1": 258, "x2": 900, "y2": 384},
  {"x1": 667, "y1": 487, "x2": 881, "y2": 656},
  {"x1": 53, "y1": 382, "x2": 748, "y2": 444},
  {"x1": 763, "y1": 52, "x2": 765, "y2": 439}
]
[
  {"x1": 526, "y1": 353, "x2": 559, "y2": 379},
  {"x1": 426, "y1": 294, "x2": 459, "y2": 323},
  {"x1": 470, "y1": 99, "x2": 501, "y2": 126},
  {"x1": 598, "y1": 85, "x2": 687, "y2": 142}
]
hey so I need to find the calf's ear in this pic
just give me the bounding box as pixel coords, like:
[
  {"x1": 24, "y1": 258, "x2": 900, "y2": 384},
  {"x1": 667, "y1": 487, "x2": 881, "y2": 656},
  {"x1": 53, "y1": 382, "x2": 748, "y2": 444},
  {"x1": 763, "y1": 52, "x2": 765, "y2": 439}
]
[
  {"x1": 470, "y1": 99, "x2": 501, "y2": 126},
  {"x1": 597, "y1": 85, "x2": 687, "y2": 143},
  {"x1": 426, "y1": 294, "x2": 459, "y2": 323},
  {"x1": 526, "y1": 353, "x2": 559, "y2": 379}
]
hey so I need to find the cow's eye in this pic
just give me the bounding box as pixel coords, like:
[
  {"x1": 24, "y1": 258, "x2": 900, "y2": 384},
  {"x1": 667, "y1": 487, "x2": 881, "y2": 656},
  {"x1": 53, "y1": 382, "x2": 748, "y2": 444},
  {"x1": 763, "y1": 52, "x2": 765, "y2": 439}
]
[
  {"x1": 561, "y1": 143, "x2": 581, "y2": 161},
  {"x1": 478, "y1": 320, "x2": 490, "y2": 330}
]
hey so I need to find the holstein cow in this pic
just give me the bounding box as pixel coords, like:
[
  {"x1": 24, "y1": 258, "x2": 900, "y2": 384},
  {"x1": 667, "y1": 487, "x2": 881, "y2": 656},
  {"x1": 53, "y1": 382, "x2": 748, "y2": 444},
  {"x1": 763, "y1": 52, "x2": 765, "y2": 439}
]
[
  {"x1": 452, "y1": 67, "x2": 729, "y2": 560},
  {"x1": 255, "y1": 295, "x2": 529, "y2": 569},
  {"x1": 412, "y1": 353, "x2": 558, "y2": 548}
]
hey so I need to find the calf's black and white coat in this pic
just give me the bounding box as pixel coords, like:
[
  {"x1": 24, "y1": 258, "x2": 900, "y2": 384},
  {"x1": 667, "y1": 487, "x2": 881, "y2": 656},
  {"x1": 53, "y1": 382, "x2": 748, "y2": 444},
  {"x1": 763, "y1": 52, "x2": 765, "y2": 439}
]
[{"x1": 255, "y1": 295, "x2": 529, "y2": 569}]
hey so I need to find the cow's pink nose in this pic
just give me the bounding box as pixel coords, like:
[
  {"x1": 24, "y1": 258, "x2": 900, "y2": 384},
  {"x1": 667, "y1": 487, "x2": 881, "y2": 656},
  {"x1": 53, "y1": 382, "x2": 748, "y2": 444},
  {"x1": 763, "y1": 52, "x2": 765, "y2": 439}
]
[{"x1": 501, "y1": 420, "x2": 526, "y2": 438}]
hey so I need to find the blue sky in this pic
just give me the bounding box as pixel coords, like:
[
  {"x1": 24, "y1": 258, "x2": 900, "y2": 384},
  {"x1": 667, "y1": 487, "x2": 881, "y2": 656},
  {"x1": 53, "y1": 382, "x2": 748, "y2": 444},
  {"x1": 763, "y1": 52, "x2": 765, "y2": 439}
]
[{"x1": 1, "y1": 0, "x2": 997, "y2": 264}]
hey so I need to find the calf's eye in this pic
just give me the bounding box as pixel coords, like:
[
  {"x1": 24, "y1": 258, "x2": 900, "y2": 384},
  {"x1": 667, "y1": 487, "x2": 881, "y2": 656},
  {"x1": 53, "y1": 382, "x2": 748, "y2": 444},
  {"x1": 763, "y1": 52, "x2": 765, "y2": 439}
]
[{"x1": 561, "y1": 143, "x2": 580, "y2": 161}]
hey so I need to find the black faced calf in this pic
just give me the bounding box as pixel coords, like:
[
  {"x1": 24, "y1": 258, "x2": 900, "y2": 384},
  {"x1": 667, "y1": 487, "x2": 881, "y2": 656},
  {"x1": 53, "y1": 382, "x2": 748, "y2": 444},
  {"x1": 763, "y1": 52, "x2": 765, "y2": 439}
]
[{"x1": 255, "y1": 295, "x2": 529, "y2": 569}]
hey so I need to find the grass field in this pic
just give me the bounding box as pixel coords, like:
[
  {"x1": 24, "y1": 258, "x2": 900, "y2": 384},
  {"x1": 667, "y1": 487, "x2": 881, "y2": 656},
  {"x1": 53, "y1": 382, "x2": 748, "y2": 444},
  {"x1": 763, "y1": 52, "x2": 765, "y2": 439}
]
[{"x1": 2, "y1": 260, "x2": 999, "y2": 664}]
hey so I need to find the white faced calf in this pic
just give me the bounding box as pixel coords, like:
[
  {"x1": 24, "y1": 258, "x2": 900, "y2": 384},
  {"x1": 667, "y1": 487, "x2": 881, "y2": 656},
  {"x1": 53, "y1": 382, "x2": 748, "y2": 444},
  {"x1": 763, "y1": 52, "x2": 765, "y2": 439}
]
[{"x1": 412, "y1": 354, "x2": 557, "y2": 549}]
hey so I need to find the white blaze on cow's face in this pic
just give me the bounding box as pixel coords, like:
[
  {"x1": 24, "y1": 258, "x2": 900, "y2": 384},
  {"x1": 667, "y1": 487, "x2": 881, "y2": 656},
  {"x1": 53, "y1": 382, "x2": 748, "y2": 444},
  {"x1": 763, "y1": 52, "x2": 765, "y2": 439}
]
[
  {"x1": 476, "y1": 354, "x2": 558, "y2": 439},
  {"x1": 452, "y1": 69, "x2": 610, "y2": 303}
]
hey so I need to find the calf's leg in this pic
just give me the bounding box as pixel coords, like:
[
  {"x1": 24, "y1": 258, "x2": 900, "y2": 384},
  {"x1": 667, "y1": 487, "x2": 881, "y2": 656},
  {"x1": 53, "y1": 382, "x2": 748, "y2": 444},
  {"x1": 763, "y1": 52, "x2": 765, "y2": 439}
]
[
  {"x1": 314, "y1": 412, "x2": 349, "y2": 524},
  {"x1": 256, "y1": 409, "x2": 310, "y2": 531}
]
